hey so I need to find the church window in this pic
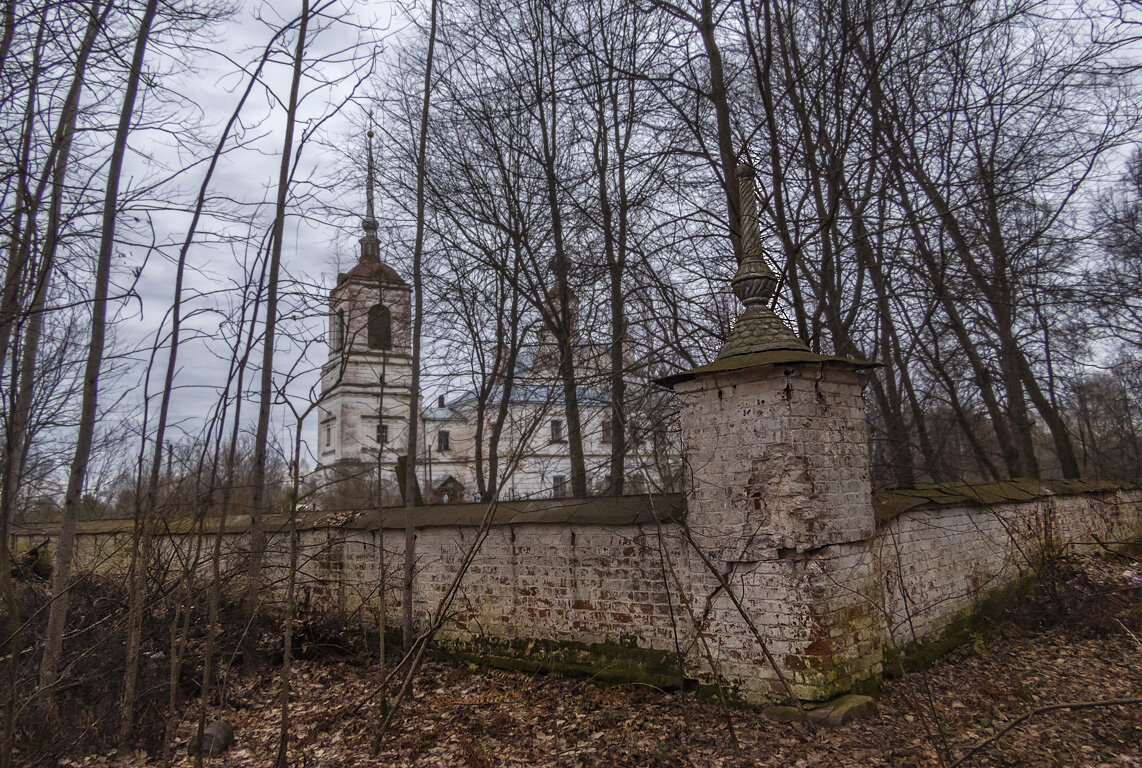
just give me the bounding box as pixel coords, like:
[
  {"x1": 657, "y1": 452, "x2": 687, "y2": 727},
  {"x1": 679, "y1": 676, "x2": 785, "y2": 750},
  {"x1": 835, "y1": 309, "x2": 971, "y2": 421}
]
[
  {"x1": 368, "y1": 303, "x2": 391, "y2": 350},
  {"x1": 550, "y1": 419, "x2": 563, "y2": 443},
  {"x1": 553, "y1": 475, "x2": 567, "y2": 497},
  {"x1": 377, "y1": 423, "x2": 388, "y2": 445},
  {"x1": 324, "y1": 421, "x2": 333, "y2": 448},
  {"x1": 601, "y1": 419, "x2": 612, "y2": 444},
  {"x1": 332, "y1": 309, "x2": 345, "y2": 351},
  {"x1": 437, "y1": 430, "x2": 451, "y2": 452}
]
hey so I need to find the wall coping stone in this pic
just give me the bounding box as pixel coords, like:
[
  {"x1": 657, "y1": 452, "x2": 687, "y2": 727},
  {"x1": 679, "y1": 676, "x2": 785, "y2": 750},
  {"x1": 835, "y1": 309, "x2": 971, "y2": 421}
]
[
  {"x1": 11, "y1": 492, "x2": 685, "y2": 537},
  {"x1": 654, "y1": 349, "x2": 878, "y2": 388},
  {"x1": 873, "y1": 479, "x2": 1133, "y2": 524}
]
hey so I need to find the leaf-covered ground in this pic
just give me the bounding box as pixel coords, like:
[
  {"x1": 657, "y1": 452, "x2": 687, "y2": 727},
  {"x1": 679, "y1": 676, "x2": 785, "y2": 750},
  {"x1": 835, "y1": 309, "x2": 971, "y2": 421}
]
[{"x1": 60, "y1": 555, "x2": 1142, "y2": 767}]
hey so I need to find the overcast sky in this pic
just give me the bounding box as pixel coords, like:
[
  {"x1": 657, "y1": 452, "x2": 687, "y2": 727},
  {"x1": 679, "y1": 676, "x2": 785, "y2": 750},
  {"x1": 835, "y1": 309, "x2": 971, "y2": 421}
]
[{"x1": 109, "y1": 0, "x2": 406, "y2": 473}]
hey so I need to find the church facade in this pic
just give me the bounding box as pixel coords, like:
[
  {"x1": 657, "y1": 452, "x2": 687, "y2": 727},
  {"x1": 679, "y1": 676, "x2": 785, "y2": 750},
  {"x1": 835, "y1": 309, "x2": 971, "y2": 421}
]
[
  {"x1": 316, "y1": 166, "x2": 677, "y2": 506},
  {"x1": 316, "y1": 254, "x2": 673, "y2": 504}
]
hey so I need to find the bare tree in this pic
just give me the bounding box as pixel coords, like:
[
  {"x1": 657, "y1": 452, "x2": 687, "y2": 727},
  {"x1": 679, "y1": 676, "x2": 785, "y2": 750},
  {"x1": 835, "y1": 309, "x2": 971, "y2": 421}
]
[
  {"x1": 242, "y1": 0, "x2": 315, "y2": 671},
  {"x1": 40, "y1": 0, "x2": 160, "y2": 706}
]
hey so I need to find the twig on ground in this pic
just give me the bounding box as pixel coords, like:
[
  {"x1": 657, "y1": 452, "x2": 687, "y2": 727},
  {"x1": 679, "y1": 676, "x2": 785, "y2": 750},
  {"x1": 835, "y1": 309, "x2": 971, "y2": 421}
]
[
  {"x1": 951, "y1": 697, "x2": 1142, "y2": 767},
  {"x1": 1116, "y1": 618, "x2": 1142, "y2": 651}
]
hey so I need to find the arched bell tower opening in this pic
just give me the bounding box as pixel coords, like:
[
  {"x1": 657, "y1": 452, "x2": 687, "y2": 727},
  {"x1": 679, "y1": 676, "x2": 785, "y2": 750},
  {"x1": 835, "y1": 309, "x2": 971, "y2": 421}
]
[
  {"x1": 331, "y1": 308, "x2": 345, "y2": 351},
  {"x1": 367, "y1": 303, "x2": 392, "y2": 350}
]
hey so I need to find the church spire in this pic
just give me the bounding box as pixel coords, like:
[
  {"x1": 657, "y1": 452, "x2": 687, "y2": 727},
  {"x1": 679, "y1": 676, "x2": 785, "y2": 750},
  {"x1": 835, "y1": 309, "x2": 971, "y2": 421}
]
[
  {"x1": 359, "y1": 126, "x2": 380, "y2": 263},
  {"x1": 336, "y1": 124, "x2": 408, "y2": 287}
]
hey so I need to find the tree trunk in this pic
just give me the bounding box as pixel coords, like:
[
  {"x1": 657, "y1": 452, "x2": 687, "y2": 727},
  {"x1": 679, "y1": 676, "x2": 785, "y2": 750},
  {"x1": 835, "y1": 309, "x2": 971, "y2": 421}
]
[
  {"x1": 696, "y1": 0, "x2": 741, "y2": 265},
  {"x1": 39, "y1": 0, "x2": 158, "y2": 708},
  {"x1": 534, "y1": 28, "x2": 588, "y2": 496},
  {"x1": 194, "y1": 277, "x2": 259, "y2": 768},
  {"x1": 598, "y1": 80, "x2": 631, "y2": 495},
  {"x1": 242, "y1": 0, "x2": 311, "y2": 671},
  {"x1": 274, "y1": 422, "x2": 305, "y2": 768},
  {"x1": 120, "y1": 16, "x2": 270, "y2": 735},
  {"x1": 1, "y1": 10, "x2": 72, "y2": 762},
  {"x1": 0, "y1": 0, "x2": 104, "y2": 404},
  {"x1": 486, "y1": 256, "x2": 524, "y2": 500},
  {"x1": 403, "y1": 0, "x2": 439, "y2": 648}
]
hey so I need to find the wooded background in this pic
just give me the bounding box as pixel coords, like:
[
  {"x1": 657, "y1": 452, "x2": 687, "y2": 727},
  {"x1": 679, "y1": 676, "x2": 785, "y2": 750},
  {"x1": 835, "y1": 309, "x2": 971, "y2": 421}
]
[{"x1": 2, "y1": 0, "x2": 1142, "y2": 763}]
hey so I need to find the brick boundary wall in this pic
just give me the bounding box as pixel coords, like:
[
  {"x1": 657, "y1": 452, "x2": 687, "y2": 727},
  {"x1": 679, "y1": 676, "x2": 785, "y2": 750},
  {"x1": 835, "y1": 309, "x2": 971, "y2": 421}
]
[
  {"x1": 873, "y1": 490, "x2": 1141, "y2": 648},
  {"x1": 11, "y1": 487, "x2": 1141, "y2": 704}
]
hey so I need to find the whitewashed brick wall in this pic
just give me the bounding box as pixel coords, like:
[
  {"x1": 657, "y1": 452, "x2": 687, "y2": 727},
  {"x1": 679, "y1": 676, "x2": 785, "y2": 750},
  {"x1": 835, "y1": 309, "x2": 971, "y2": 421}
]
[
  {"x1": 672, "y1": 364, "x2": 876, "y2": 558},
  {"x1": 873, "y1": 491, "x2": 1142, "y2": 647},
  {"x1": 12, "y1": 487, "x2": 1140, "y2": 704},
  {"x1": 12, "y1": 350, "x2": 1142, "y2": 705}
]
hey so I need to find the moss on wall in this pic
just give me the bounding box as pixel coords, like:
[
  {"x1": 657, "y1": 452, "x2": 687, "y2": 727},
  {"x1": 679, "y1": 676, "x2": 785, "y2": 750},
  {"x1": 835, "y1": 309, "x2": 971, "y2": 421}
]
[
  {"x1": 440, "y1": 635, "x2": 737, "y2": 701},
  {"x1": 882, "y1": 573, "x2": 1036, "y2": 677}
]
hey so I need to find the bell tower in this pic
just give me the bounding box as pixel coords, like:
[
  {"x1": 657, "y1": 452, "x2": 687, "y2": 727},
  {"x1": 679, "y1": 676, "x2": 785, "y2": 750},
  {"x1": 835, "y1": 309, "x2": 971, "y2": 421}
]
[{"x1": 318, "y1": 130, "x2": 413, "y2": 504}]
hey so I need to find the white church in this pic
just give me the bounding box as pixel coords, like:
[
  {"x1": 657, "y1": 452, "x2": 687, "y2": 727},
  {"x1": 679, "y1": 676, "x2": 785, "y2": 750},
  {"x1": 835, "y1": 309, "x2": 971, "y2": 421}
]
[{"x1": 315, "y1": 162, "x2": 678, "y2": 507}]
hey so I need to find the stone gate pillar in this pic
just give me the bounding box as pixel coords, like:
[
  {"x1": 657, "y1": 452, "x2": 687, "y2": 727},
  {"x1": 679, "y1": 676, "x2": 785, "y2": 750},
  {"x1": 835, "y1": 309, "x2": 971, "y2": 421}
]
[{"x1": 657, "y1": 163, "x2": 887, "y2": 701}]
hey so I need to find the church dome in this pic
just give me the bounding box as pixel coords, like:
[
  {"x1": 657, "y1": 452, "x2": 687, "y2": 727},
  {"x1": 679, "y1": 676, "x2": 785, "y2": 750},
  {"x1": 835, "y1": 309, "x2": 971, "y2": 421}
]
[{"x1": 337, "y1": 253, "x2": 407, "y2": 287}]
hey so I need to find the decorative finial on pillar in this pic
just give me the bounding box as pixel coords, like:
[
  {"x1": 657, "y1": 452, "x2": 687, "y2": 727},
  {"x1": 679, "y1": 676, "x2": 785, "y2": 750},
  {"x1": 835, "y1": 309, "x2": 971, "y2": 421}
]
[
  {"x1": 653, "y1": 149, "x2": 876, "y2": 387},
  {"x1": 359, "y1": 122, "x2": 381, "y2": 263},
  {"x1": 731, "y1": 160, "x2": 777, "y2": 308},
  {"x1": 715, "y1": 154, "x2": 810, "y2": 361}
]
